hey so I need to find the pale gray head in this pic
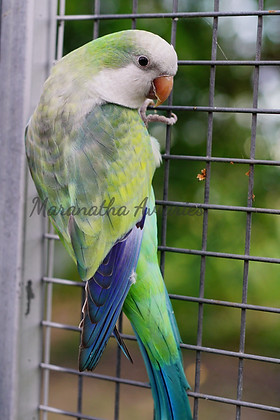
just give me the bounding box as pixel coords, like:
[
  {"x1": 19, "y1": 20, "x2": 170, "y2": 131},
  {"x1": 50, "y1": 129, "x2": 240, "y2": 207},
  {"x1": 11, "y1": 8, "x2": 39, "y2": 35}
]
[{"x1": 88, "y1": 30, "x2": 178, "y2": 108}]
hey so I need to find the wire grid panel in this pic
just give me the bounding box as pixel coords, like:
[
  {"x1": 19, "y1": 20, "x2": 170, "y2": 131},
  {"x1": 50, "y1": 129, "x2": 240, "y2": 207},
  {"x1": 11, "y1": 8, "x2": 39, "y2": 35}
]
[{"x1": 36, "y1": 1, "x2": 280, "y2": 420}]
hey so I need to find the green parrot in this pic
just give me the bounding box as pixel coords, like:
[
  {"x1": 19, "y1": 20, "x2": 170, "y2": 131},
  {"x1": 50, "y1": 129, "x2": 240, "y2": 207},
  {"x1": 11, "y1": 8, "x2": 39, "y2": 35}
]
[{"x1": 25, "y1": 30, "x2": 192, "y2": 419}]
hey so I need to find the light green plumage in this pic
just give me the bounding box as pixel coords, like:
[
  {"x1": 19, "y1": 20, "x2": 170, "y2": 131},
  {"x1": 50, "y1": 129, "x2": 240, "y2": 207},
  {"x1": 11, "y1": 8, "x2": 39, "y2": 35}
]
[{"x1": 27, "y1": 103, "x2": 156, "y2": 280}]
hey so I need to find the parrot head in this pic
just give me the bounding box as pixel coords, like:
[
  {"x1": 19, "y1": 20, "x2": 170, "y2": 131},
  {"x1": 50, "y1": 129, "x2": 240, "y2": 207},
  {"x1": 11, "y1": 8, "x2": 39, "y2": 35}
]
[{"x1": 59, "y1": 30, "x2": 178, "y2": 109}]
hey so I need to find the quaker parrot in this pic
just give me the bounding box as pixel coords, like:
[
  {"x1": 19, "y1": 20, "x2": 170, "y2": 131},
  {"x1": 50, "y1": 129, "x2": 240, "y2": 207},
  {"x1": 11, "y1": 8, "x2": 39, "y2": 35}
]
[{"x1": 25, "y1": 30, "x2": 192, "y2": 419}]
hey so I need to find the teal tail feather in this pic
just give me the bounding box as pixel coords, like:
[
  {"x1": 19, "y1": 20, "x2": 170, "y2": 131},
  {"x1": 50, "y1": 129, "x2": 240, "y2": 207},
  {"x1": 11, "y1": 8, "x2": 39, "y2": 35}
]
[{"x1": 134, "y1": 329, "x2": 192, "y2": 420}]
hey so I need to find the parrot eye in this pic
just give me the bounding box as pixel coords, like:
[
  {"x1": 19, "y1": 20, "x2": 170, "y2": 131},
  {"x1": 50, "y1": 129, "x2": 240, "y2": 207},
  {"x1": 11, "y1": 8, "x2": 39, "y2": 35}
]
[{"x1": 138, "y1": 56, "x2": 149, "y2": 67}]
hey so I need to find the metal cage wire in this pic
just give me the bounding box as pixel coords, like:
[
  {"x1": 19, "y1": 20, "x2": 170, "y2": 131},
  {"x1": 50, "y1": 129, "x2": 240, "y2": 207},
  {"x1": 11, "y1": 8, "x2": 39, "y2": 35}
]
[{"x1": 36, "y1": 1, "x2": 280, "y2": 420}]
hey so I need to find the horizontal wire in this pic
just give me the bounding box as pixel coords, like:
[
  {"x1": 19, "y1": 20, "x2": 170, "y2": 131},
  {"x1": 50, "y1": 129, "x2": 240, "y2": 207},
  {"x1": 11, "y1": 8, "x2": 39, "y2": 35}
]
[
  {"x1": 39, "y1": 405, "x2": 104, "y2": 420},
  {"x1": 40, "y1": 322, "x2": 280, "y2": 364},
  {"x1": 43, "y1": 276, "x2": 83, "y2": 287},
  {"x1": 42, "y1": 320, "x2": 81, "y2": 332},
  {"x1": 44, "y1": 233, "x2": 59, "y2": 240},
  {"x1": 169, "y1": 294, "x2": 280, "y2": 314},
  {"x1": 155, "y1": 199, "x2": 280, "y2": 215},
  {"x1": 158, "y1": 245, "x2": 280, "y2": 264},
  {"x1": 186, "y1": 392, "x2": 280, "y2": 413},
  {"x1": 180, "y1": 343, "x2": 280, "y2": 364},
  {"x1": 157, "y1": 104, "x2": 280, "y2": 114},
  {"x1": 56, "y1": 11, "x2": 280, "y2": 21},
  {"x1": 178, "y1": 60, "x2": 280, "y2": 66},
  {"x1": 40, "y1": 363, "x2": 150, "y2": 388},
  {"x1": 161, "y1": 154, "x2": 280, "y2": 166},
  {"x1": 40, "y1": 364, "x2": 280, "y2": 413}
]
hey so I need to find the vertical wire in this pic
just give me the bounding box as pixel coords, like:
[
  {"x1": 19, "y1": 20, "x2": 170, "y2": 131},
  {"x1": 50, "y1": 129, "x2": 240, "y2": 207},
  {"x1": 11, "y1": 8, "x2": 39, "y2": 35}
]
[
  {"x1": 114, "y1": 313, "x2": 124, "y2": 420},
  {"x1": 56, "y1": 0, "x2": 66, "y2": 60},
  {"x1": 77, "y1": 286, "x2": 85, "y2": 420},
  {"x1": 235, "y1": 1, "x2": 263, "y2": 419},
  {"x1": 41, "y1": 2, "x2": 65, "y2": 419},
  {"x1": 159, "y1": 0, "x2": 178, "y2": 276},
  {"x1": 42, "y1": 224, "x2": 55, "y2": 420},
  {"x1": 131, "y1": 0, "x2": 138, "y2": 29},
  {"x1": 93, "y1": 0, "x2": 100, "y2": 40},
  {"x1": 193, "y1": 1, "x2": 219, "y2": 418}
]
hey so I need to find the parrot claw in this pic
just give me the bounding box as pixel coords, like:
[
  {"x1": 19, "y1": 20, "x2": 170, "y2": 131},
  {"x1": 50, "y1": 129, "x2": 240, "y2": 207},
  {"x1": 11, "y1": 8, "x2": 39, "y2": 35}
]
[{"x1": 139, "y1": 99, "x2": 177, "y2": 127}]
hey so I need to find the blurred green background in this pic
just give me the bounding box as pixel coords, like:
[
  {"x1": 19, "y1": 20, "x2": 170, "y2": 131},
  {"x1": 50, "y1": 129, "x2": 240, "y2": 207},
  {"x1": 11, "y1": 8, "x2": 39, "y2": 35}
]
[{"x1": 45, "y1": 0, "x2": 280, "y2": 419}]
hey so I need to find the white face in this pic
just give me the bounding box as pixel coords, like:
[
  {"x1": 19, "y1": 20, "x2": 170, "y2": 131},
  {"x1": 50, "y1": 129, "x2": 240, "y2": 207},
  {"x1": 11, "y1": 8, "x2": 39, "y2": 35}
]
[
  {"x1": 89, "y1": 31, "x2": 178, "y2": 109},
  {"x1": 134, "y1": 30, "x2": 178, "y2": 77}
]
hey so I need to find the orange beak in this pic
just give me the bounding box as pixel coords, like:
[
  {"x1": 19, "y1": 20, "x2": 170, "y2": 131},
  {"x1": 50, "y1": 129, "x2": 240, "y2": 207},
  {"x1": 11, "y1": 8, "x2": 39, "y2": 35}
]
[{"x1": 148, "y1": 75, "x2": 174, "y2": 107}]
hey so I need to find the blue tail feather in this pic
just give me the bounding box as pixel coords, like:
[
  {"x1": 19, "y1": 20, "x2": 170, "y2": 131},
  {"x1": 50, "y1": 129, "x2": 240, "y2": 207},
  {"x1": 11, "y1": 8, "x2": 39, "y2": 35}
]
[{"x1": 134, "y1": 330, "x2": 192, "y2": 420}]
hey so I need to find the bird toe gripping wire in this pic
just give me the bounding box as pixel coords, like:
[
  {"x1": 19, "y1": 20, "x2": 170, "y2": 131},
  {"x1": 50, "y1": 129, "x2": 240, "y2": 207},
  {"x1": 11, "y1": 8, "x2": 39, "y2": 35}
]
[{"x1": 139, "y1": 98, "x2": 178, "y2": 127}]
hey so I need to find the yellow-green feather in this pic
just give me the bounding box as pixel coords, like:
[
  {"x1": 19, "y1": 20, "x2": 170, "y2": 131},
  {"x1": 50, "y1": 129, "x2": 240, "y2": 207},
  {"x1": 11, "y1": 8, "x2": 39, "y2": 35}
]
[{"x1": 26, "y1": 102, "x2": 156, "y2": 280}]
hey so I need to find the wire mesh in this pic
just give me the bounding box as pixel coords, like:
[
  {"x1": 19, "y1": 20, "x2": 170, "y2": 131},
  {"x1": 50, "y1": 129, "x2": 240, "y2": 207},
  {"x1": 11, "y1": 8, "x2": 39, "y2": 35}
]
[{"x1": 36, "y1": 1, "x2": 280, "y2": 419}]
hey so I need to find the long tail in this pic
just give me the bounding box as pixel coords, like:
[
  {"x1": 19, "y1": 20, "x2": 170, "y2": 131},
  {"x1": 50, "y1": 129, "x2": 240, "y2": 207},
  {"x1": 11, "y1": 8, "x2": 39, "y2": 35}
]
[
  {"x1": 123, "y1": 189, "x2": 192, "y2": 420},
  {"x1": 133, "y1": 323, "x2": 192, "y2": 420}
]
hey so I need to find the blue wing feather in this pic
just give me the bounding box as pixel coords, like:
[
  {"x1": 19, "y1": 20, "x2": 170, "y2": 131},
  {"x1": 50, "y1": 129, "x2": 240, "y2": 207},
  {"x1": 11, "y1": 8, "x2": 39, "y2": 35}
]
[{"x1": 79, "y1": 214, "x2": 146, "y2": 371}]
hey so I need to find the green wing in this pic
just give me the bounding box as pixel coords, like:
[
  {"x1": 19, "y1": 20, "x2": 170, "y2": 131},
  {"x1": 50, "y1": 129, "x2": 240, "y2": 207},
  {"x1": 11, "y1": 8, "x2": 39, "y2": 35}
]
[{"x1": 26, "y1": 103, "x2": 156, "y2": 280}]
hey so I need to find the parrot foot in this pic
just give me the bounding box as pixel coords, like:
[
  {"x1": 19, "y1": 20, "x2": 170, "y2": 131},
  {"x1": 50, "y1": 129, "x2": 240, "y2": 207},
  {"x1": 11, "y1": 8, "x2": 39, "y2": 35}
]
[{"x1": 139, "y1": 99, "x2": 178, "y2": 127}]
